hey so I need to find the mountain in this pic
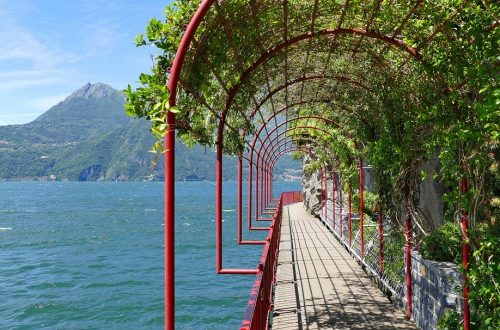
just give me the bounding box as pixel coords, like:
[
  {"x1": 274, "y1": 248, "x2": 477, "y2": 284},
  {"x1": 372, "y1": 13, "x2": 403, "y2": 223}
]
[{"x1": 0, "y1": 83, "x2": 301, "y2": 181}]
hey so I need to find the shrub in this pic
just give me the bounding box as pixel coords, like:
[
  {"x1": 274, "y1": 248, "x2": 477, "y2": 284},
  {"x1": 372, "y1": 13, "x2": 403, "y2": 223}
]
[
  {"x1": 438, "y1": 310, "x2": 461, "y2": 330},
  {"x1": 468, "y1": 223, "x2": 500, "y2": 330},
  {"x1": 422, "y1": 222, "x2": 461, "y2": 264}
]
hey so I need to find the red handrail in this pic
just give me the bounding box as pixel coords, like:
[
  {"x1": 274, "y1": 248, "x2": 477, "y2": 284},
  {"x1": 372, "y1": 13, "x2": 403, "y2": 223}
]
[{"x1": 240, "y1": 191, "x2": 302, "y2": 330}]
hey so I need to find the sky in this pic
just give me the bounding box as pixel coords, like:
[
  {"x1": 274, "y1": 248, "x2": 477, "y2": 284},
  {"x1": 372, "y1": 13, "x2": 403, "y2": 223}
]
[{"x1": 0, "y1": 0, "x2": 172, "y2": 125}]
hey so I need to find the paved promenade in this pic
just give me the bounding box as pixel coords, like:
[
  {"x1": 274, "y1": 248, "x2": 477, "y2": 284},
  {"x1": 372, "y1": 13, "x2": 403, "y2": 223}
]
[{"x1": 272, "y1": 203, "x2": 416, "y2": 330}]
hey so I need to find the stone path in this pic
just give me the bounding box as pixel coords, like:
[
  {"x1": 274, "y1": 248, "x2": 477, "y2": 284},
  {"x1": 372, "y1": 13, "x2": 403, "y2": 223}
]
[{"x1": 272, "y1": 203, "x2": 416, "y2": 330}]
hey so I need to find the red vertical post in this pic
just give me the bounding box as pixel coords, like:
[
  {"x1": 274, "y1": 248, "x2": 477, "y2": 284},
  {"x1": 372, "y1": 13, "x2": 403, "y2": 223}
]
[
  {"x1": 339, "y1": 174, "x2": 343, "y2": 239},
  {"x1": 266, "y1": 167, "x2": 270, "y2": 206},
  {"x1": 405, "y1": 207, "x2": 412, "y2": 320},
  {"x1": 215, "y1": 120, "x2": 224, "y2": 274},
  {"x1": 268, "y1": 167, "x2": 273, "y2": 204},
  {"x1": 237, "y1": 156, "x2": 243, "y2": 243},
  {"x1": 322, "y1": 170, "x2": 326, "y2": 220},
  {"x1": 348, "y1": 179, "x2": 352, "y2": 247},
  {"x1": 263, "y1": 166, "x2": 267, "y2": 209},
  {"x1": 165, "y1": 111, "x2": 175, "y2": 330},
  {"x1": 269, "y1": 165, "x2": 274, "y2": 203},
  {"x1": 247, "y1": 161, "x2": 253, "y2": 229},
  {"x1": 320, "y1": 170, "x2": 323, "y2": 220},
  {"x1": 324, "y1": 170, "x2": 328, "y2": 222},
  {"x1": 461, "y1": 177, "x2": 471, "y2": 330},
  {"x1": 359, "y1": 158, "x2": 364, "y2": 259},
  {"x1": 165, "y1": 2, "x2": 215, "y2": 327},
  {"x1": 270, "y1": 172, "x2": 273, "y2": 202},
  {"x1": 259, "y1": 165, "x2": 266, "y2": 213},
  {"x1": 333, "y1": 172, "x2": 336, "y2": 231},
  {"x1": 266, "y1": 165, "x2": 270, "y2": 207},
  {"x1": 378, "y1": 209, "x2": 383, "y2": 273},
  {"x1": 331, "y1": 172, "x2": 335, "y2": 228},
  {"x1": 255, "y1": 163, "x2": 259, "y2": 219}
]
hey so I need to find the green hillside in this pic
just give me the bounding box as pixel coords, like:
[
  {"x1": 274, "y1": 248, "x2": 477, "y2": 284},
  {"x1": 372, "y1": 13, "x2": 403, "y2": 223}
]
[{"x1": 0, "y1": 83, "x2": 301, "y2": 181}]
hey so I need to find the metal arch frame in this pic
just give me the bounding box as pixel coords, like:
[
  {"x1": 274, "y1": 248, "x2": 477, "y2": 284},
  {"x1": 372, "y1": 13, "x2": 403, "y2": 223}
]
[
  {"x1": 213, "y1": 121, "x2": 347, "y2": 276},
  {"x1": 215, "y1": 27, "x2": 425, "y2": 275},
  {"x1": 264, "y1": 137, "x2": 365, "y2": 259},
  {"x1": 223, "y1": 27, "x2": 424, "y2": 114},
  {"x1": 265, "y1": 143, "x2": 333, "y2": 223},
  {"x1": 262, "y1": 136, "x2": 340, "y2": 213},
  {"x1": 248, "y1": 73, "x2": 372, "y2": 118},
  {"x1": 245, "y1": 113, "x2": 350, "y2": 226},
  {"x1": 253, "y1": 131, "x2": 336, "y2": 226},
  {"x1": 248, "y1": 115, "x2": 353, "y2": 222},
  {"x1": 256, "y1": 132, "x2": 338, "y2": 218},
  {"x1": 252, "y1": 120, "x2": 346, "y2": 218},
  {"x1": 246, "y1": 102, "x2": 358, "y2": 169},
  {"x1": 244, "y1": 104, "x2": 343, "y2": 202},
  {"x1": 239, "y1": 114, "x2": 360, "y2": 256},
  {"x1": 237, "y1": 113, "x2": 351, "y2": 247},
  {"x1": 163, "y1": 2, "x2": 472, "y2": 329}
]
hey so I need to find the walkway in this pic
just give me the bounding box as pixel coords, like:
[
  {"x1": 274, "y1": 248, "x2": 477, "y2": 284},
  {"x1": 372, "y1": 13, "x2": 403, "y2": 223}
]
[{"x1": 272, "y1": 203, "x2": 415, "y2": 330}]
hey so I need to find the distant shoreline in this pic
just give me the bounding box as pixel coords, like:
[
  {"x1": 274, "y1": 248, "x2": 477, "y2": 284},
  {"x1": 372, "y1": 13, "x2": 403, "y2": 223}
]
[{"x1": 0, "y1": 178, "x2": 301, "y2": 183}]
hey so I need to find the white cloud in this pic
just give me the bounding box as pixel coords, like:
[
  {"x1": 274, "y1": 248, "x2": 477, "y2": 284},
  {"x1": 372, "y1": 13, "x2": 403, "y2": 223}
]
[
  {"x1": 0, "y1": 76, "x2": 67, "y2": 92},
  {"x1": 0, "y1": 14, "x2": 68, "y2": 69},
  {"x1": 0, "y1": 3, "x2": 78, "y2": 92},
  {"x1": 80, "y1": 20, "x2": 120, "y2": 56}
]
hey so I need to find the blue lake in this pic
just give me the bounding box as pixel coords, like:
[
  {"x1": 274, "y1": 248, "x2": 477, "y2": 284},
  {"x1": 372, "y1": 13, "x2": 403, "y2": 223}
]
[{"x1": 0, "y1": 181, "x2": 299, "y2": 329}]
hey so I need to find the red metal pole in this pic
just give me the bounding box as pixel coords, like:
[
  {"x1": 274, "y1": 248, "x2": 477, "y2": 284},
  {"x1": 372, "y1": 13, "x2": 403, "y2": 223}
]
[
  {"x1": 461, "y1": 177, "x2": 471, "y2": 330},
  {"x1": 262, "y1": 166, "x2": 266, "y2": 210},
  {"x1": 405, "y1": 207, "x2": 412, "y2": 320},
  {"x1": 268, "y1": 170, "x2": 271, "y2": 204},
  {"x1": 263, "y1": 167, "x2": 267, "y2": 209},
  {"x1": 324, "y1": 169, "x2": 328, "y2": 222},
  {"x1": 359, "y1": 158, "x2": 364, "y2": 259},
  {"x1": 333, "y1": 172, "x2": 336, "y2": 232},
  {"x1": 331, "y1": 172, "x2": 335, "y2": 228},
  {"x1": 265, "y1": 167, "x2": 268, "y2": 207},
  {"x1": 238, "y1": 156, "x2": 243, "y2": 243},
  {"x1": 216, "y1": 118, "x2": 224, "y2": 274},
  {"x1": 165, "y1": 111, "x2": 175, "y2": 330},
  {"x1": 165, "y1": 2, "x2": 216, "y2": 325},
  {"x1": 378, "y1": 209, "x2": 383, "y2": 273},
  {"x1": 321, "y1": 170, "x2": 324, "y2": 220},
  {"x1": 348, "y1": 179, "x2": 352, "y2": 247},
  {"x1": 255, "y1": 163, "x2": 259, "y2": 220},
  {"x1": 268, "y1": 167, "x2": 271, "y2": 205},
  {"x1": 266, "y1": 166, "x2": 269, "y2": 208},
  {"x1": 270, "y1": 172, "x2": 273, "y2": 203},
  {"x1": 339, "y1": 174, "x2": 343, "y2": 239},
  {"x1": 247, "y1": 160, "x2": 253, "y2": 230}
]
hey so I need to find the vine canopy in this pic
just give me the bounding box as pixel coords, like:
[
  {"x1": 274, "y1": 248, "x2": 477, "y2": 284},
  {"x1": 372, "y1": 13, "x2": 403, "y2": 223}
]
[{"x1": 127, "y1": 0, "x2": 498, "y2": 224}]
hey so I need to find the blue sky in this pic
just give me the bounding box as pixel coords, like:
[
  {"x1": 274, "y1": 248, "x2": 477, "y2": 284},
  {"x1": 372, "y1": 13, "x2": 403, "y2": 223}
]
[{"x1": 0, "y1": 0, "x2": 171, "y2": 125}]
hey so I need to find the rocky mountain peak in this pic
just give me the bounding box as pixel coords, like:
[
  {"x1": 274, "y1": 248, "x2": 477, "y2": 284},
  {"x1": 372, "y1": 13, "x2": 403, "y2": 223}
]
[{"x1": 66, "y1": 82, "x2": 121, "y2": 101}]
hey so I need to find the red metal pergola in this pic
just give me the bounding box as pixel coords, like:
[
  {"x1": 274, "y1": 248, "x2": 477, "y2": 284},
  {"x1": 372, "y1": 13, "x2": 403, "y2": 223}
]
[{"x1": 162, "y1": 1, "x2": 473, "y2": 329}]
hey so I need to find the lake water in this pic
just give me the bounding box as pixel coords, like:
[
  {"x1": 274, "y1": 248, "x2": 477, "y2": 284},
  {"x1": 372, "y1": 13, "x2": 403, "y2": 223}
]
[{"x1": 0, "y1": 181, "x2": 299, "y2": 329}]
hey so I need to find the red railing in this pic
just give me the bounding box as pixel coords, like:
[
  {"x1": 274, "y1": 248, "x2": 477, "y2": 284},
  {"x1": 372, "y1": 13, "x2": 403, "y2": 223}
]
[{"x1": 240, "y1": 191, "x2": 302, "y2": 330}]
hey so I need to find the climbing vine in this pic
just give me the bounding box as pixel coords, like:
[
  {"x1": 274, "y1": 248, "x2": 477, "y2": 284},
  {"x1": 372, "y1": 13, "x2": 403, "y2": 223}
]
[{"x1": 127, "y1": 0, "x2": 499, "y2": 325}]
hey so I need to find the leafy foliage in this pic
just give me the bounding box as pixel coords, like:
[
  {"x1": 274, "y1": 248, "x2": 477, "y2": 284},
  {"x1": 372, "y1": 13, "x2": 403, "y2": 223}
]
[
  {"x1": 128, "y1": 1, "x2": 499, "y2": 325},
  {"x1": 468, "y1": 223, "x2": 500, "y2": 329},
  {"x1": 438, "y1": 309, "x2": 461, "y2": 330},
  {"x1": 422, "y1": 222, "x2": 462, "y2": 264}
]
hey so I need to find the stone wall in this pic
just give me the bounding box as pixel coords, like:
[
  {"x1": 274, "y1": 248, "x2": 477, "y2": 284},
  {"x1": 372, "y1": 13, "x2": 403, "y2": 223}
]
[
  {"x1": 404, "y1": 251, "x2": 463, "y2": 330},
  {"x1": 418, "y1": 153, "x2": 447, "y2": 229},
  {"x1": 301, "y1": 155, "x2": 323, "y2": 216}
]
